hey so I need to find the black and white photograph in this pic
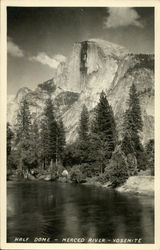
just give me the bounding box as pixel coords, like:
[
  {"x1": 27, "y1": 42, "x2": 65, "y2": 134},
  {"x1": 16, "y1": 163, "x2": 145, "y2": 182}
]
[{"x1": 1, "y1": 0, "x2": 160, "y2": 249}]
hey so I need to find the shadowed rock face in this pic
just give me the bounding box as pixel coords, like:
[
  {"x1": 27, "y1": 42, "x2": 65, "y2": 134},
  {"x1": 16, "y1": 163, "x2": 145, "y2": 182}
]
[{"x1": 7, "y1": 39, "x2": 154, "y2": 145}]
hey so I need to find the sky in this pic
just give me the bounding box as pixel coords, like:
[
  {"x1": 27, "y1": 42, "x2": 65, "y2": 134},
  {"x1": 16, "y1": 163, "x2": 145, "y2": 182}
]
[{"x1": 7, "y1": 7, "x2": 154, "y2": 95}]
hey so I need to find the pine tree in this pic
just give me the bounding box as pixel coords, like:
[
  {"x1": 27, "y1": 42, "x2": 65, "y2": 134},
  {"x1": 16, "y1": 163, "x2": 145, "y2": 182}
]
[
  {"x1": 122, "y1": 83, "x2": 145, "y2": 172},
  {"x1": 145, "y1": 139, "x2": 154, "y2": 175},
  {"x1": 14, "y1": 98, "x2": 35, "y2": 170},
  {"x1": 15, "y1": 98, "x2": 32, "y2": 143},
  {"x1": 96, "y1": 91, "x2": 117, "y2": 155},
  {"x1": 78, "y1": 105, "x2": 90, "y2": 163},
  {"x1": 90, "y1": 91, "x2": 117, "y2": 173},
  {"x1": 7, "y1": 122, "x2": 14, "y2": 171},
  {"x1": 57, "y1": 118, "x2": 66, "y2": 163},
  {"x1": 123, "y1": 83, "x2": 143, "y2": 136},
  {"x1": 89, "y1": 133, "x2": 107, "y2": 174},
  {"x1": 105, "y1": 145, "x2": 129, "y2": 187},
  {"x1": 7, "y1": 122, "x2": 14, "y2": 157},
  {"x1": 31, "y1": 119, "x2": 41, "y2": 168},
  {"x1": 79, "y1": 105, "x2": 89, "y2": 142},
  {"x1": 40, "y1": 98, "x2": 57, "y2": 167},
  {"x1": 39, "y1": 117, "x2": 49, "y2": 169}
]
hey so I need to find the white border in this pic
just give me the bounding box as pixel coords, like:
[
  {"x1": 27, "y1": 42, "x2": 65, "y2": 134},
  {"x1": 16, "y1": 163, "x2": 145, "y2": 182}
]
[{"x1": 1, "y1": 0, "x2": 160, "y2": 249}]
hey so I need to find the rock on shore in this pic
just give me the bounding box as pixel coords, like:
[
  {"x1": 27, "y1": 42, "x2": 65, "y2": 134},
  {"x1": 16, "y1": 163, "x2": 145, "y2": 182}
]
[{"x1": 116, "y1": 176, "x2": 154, "y2": 196}]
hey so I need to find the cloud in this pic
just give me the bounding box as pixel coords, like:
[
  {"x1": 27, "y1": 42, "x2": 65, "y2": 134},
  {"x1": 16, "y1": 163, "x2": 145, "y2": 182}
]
[
  {"x1": 30, "y1": 52, "x2": 66, "y2": 69},
  {"x1": 7, "y1": 37, "x2": 66, "y2": 69},
  {"x1": 7, "y1": 37, "x2": 24, "y2": 57},
  {"x1": 104, "y1": 7, "x2": 143, "y2": 28},
  {"x1": 54, "y1": 54, "x2": 66, "y2": 63}
]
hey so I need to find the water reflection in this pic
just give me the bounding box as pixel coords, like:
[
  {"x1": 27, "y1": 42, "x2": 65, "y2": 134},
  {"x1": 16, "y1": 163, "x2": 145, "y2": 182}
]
[{"x1": 7, "y1": 181, "x2": 154, "y2": 243}]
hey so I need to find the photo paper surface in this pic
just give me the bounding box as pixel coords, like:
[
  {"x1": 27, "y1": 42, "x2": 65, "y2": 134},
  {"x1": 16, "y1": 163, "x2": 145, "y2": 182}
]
[{"x1": 1, "y1": 0, "x2": 160, "y2": 249}]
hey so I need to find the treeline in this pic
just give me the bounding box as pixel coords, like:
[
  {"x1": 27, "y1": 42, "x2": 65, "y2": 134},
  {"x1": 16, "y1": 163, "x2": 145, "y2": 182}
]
[
  {"x1": 63, "y1": 84, "x2": 154, "y2": 186},
  {"x1": 7, "y1": 83, "x2": 154, "y2": 186},
  {"x1": 128, "y1": 53, "x2": 154, "y2": 71},
  {"x1": 7, "y1": 98, "x2": 65, "y2": 172}
]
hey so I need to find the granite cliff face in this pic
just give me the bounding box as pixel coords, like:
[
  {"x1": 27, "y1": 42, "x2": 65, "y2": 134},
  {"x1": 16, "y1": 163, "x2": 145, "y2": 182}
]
[{"x1": 7, "y1": 39, "x2": 154, "y2": 145}]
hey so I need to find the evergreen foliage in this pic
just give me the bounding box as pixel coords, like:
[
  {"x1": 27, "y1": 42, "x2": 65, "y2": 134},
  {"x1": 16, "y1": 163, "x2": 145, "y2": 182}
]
[
  {"x1": 135, "y1": 139, "x2": 147, "y2": 171},
  {"x1": 90, "y1": 91, "x2": 117, "y2": 172},
  {"x1": 70, "y1": 165, "x2": 84, "y2": 183},
  {"x1": 40, "y1": 117, "x2": 49, "y2": 169},
  {"x1": 38, "y1": 79, "x2": 56, "y2": 93},
  {"x1": 123, "y1": 84, "x2": 143, "y2": 135},
  {"x1": 79, "y1": 105, "x2": 89, "y2": 142},
  {"x1": 15, "y1": 98, "x2": 32, "y2": 143},
  {"x1": 145, "y1": 139, "x2": 154, "y2": 175},
  {"x1": 57, "y1": 118, "x2": 66, "y2": 162},
  {"x1": 40, "y1": 98, "x2": 57, "y2": 166},
  {"x1": 14, "y1": 98, "x2": 36, "y2": 170},
  {"x1": 105, "y1": 146, "x2": 129, "y2": 187},
  {"x1": 63, "y1": 142, "x2": 81, "y2": 167},
  {"x1": 121, "y1": 131, "x2": 135, "y2": 155},
  {"x1": 89, "y1": 133, "x2": 107, "y2": 173},
  {"x1": 7, "y1": 122, "x2": 14, "y2": 171},
  {"x1": 127, "y1": 54, "x2": 154, "y2": 73},
  {"x1": 10, "y1": 96, "x2": 67, "y2": 172},
  {"x1": 94, "y1": 91, "x2": 117, "y2": 156},
  {"x1": 39, "y1": 98, "x2": 66, "y2": 169},
  {"x1": 31, "y1": 119, "x2": 41, "y2": 168},
  {"x1": 7, "y1": 81, "x2": 153, "y2": 185},
  {"x1": 122, "y1": 83, "x2": 146, "y2": 172},
  {"x1": 126, "y1": 153, "x2": 138, "y2": 176},
  {"x1": 7, "y1": 122, "x2": 14, "y2": 157},
  {"x1": 78, "y1": 105, "x2": 90, "y2": 164}
]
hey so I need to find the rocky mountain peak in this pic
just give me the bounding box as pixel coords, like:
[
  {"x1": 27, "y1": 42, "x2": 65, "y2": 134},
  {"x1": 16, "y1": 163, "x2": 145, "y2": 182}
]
[
  {"x1": 7, "y1": 39, "x2": 154, "y2": 145},
  {"x1": 88, "y1": 39, "x2": 129, "y2": 57},
  {"x1": 55, "y1": 39, "x2": 129, "y2": 93}
]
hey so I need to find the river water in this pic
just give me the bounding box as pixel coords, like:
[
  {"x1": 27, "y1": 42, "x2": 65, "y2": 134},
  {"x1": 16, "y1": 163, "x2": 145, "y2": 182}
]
[{"x1": 7, "y1": 181, "x2": 154, "y2": 243}]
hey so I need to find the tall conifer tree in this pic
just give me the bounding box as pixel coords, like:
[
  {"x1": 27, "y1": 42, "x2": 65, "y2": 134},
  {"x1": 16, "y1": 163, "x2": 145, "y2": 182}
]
[
  {"x1": 122, "y1": 83, "x2": 146, "y2": 172},
  {"x1": 31, "y1": 118, "x2": 41, "y2": 168},
  {"x1": 14, "y1": 98, "x2": 34, "y2": 170},
  {"x1": 7, "y1": 122, "x2": 14, "y2": 171},
  {"x1": 123, "y1": 83, "x2": 143, "y2": 136},
  {"x1": 90, "y1": 91, "x2": 117, "y2": 172},
  {"x1": 95, "y1": 91, "x2": 116, "y2": 157},
  {"x1": 56, "y1": 118, "x2": 66, "y2": 163},
  {"x1": 78, "y1": 104, "x2": 90, "y2": 163},
  {"x1": 7, "y1": 122, "x2": 14, "y2": 157},
  {"x1": 40, "y1": 117, "x2": 49, "y2": 169},
  {"x1": 41, "y1": 98, "x2": 57, "y2": 166},
  {"x1": 79, "y1": 105, "x2": 89, "y2": 142},
  {"x1": 15, "y1": 98, "x2": 32, "y2": 142}
]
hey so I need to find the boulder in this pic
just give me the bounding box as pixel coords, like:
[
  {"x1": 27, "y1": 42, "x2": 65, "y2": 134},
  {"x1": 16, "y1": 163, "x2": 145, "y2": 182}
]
[{"x1": 62, "y1": 169, "x2": 69, "y2": 177}]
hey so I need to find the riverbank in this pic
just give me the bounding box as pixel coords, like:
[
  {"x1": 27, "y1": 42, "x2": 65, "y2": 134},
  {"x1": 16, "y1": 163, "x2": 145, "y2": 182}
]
[
  {"x1": 83, "y1": 174, "x2": 154, "y2": 196},
  {"x1": 7, "y1": 169, "x2": 154, "y2": 196},
  {"x1": 116, "y1": 176, "x2": 154, "y2": 196}
]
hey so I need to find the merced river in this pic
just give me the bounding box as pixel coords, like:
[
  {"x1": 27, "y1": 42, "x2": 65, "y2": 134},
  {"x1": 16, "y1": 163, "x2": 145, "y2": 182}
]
[{"x1": 7, "y1": 181, "x2": 154, "y2": 243}]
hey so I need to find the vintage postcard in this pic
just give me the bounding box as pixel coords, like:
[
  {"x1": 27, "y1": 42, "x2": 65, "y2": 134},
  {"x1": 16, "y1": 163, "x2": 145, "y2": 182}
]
[{"x1": 1, "y1": 0, "x2": 160, "y2": 249}]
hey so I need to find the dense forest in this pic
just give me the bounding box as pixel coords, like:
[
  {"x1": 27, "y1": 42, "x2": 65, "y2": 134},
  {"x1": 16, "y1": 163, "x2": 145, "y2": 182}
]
[{"x1": 7, "y1": 83, "x2": 154, "y2": 186}]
